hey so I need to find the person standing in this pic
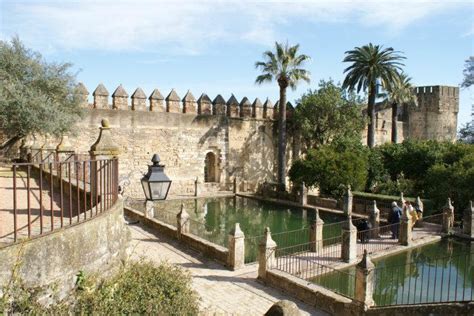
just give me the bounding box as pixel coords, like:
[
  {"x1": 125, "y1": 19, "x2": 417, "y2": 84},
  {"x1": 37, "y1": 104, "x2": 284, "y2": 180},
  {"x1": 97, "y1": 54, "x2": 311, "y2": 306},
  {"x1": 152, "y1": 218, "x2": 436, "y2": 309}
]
[{"x1": 389, "y1": 201, "x2": 402, "y2": 239}]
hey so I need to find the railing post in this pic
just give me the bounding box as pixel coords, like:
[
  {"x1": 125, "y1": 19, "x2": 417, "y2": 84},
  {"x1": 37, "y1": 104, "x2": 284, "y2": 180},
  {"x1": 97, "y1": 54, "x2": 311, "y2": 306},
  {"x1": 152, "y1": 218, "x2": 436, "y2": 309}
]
[
  {"x1": 228, "y1": 223, "x2": 245, "y2": 270},
  {"x1": 442, "y1": 198, "x2": 455, "y2": 234},
  {"x1": 258, "y1": 227, "x2": 277, "y2": 280},
  {"x1": 300, "y1": 181, "x2": 307, "y2": 206},
  {"x1": 194, "y1": 176, "x2": 200, "y2": 197},
  {"x1": 341, "y1": 215, "x2": 357, "y2": 262},
  {"x1": 462, "y1": 201, "x2": 474, "y2": 239},
  {"x1": 399, "y1": 204, "x2": 412, "y2": 246},
  {"x1": 176, "y1": 203, "x2": 190, "y2": 239},
  {"x1": 369, "y1": 200, "x2": 380, "y2": 239},
  {"x1": 310, "y1": 208, "x2": 324, "y2": 252},
  {"x1": 233, "y1": 176, "x2": 238, "y2": 194},
  {"x1": 144, "y1": 200, "x2": 154, "y2": 218},
  {"x1": 355, "y1": 250, "x2": 375, "y2": 309}
]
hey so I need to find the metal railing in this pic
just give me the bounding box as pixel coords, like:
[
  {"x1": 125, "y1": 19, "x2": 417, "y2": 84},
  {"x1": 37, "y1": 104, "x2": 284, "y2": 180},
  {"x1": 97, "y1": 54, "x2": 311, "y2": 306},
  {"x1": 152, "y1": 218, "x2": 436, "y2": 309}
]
[
  {"x1": 373, "y1": 250, "x2": 474, "y2": 306},
  {"x1": 2, "y1": 158, "x2": 118, "y2": 245}
]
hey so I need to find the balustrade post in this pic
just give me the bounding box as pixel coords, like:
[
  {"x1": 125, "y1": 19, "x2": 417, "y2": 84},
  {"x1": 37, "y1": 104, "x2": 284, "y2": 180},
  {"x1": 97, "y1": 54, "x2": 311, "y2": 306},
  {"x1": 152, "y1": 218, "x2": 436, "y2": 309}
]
[
  {"x1": 341, "y1": 214, "x2": 357, "y2": 262},
  {"x1": 462, "y1": 201, "x2": 474, "y2": 239},
  {"x1": 258, "y1": 227, "x2": 277, "y2": 280},
  {"x1": 355, "y1": 250, "x2": 375, "y2": 309},
  {"x1": 176, "y1": 203, "x2": 190, "y2": 239},
  {"x1": 442, "y1": 198, "x2": 455, "y2": 234},
  {"x1": 399, "y1": 205, "x2": 412, "y2": 246},
  {"x1": 228, "y1": 223, "x2": 245, "y2": 270},
  {"x1": 300, "y1": 181, "x2": 307, "y2": 206},
  {"x1": 369, "y1": 200, "x2": 380, "y2": 239},
  {"x1": 310, "y1": 208, "x2": 324, "y2": 252}
]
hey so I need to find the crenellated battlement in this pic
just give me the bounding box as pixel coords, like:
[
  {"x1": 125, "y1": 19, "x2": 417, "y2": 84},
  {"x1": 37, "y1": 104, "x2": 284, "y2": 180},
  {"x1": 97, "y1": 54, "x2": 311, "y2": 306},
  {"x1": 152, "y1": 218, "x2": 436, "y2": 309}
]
[
  {"x1": 414, "y1": 85, "x2": 459, "y2": 98},
  {"x1": 78, "y1": 83, "x2": 281, "y2": 120}
]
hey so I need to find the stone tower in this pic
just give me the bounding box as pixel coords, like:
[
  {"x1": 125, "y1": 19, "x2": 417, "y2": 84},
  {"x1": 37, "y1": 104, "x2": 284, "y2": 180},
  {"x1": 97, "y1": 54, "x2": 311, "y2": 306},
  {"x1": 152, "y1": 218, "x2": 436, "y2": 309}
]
[{"x1": 405, "y1": 85, "x2": 459, "y2": 141}]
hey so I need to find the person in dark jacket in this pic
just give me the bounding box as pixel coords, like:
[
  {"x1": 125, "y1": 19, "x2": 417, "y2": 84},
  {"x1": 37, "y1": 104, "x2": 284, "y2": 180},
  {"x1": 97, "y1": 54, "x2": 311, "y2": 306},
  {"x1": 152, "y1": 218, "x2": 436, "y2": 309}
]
[{"x1": 389, "y1": 201, "x2": 402, "y2": 239}]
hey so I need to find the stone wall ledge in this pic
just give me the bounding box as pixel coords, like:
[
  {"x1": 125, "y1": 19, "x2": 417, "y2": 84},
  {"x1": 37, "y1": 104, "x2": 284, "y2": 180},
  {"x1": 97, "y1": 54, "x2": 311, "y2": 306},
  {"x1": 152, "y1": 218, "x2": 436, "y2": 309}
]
[
  {"x1": 366, "y1": 301, "x2": 474, "y2": 316},
  {"x1": 124, "y1": 206, "x2": 229, "y2": 267}
]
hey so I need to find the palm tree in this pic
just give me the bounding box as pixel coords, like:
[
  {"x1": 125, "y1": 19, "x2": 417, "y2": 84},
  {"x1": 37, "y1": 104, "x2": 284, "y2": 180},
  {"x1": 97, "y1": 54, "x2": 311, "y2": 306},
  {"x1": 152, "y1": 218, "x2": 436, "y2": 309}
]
[
  {"x1": 342, "y1": 43, "x2": 405, "y2": 148},
  {"x1": 255, "y1": 42, "x2": 311, "y2": 191},
  {"x1": 384, "y1": 73, "x2": 417, "y2": 143}
]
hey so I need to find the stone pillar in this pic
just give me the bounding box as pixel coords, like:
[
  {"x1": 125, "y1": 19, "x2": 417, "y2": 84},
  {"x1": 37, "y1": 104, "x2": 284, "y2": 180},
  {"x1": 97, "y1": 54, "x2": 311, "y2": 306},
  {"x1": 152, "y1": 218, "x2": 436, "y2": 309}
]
[
  {"x1": 228, "y1": 223, "x2": 245, "y2": 270},
  {"x1": 233, "y1": 177, "x2": 238, "y2": 194},
  {"x1": 343, "y1": 186, "x2": 353, "y2": 216},
  {"x1": 197, "y1": 93, "x2": 212, "y2": 115},
  {"x1": 355, "y1": 250, "x2": 375, "y2": 309},
  {"x1": 166, "y1": 89, "x2": 181, "y2": 113},
  {"x1": 463, "y1": 201, "x2": 474, "y2": 238},
  {"x1": 310, "y1": 209, "x2": 324, "y2": 252},
  {"x1": 227, "y1": 94, "x2": 239, "y2": 118},
  {"x1": 112, "y1": 84, "x2": 129, "y2": 110},
  {"x1": 341, "y1": 215, "x2": 357, "y2": 262},
  {"x1": 258, "y1": 227, "x2": 277, "y2": 280},
  {"x1": 182, "y1": 90, "x2": 197, "y2": 114},
  {"x1": 56, "y1": 135, "x2": 75, "y2": 162},
  {"x1": 239, "y1": 97, "x2": 252, "y2": 118},
  {"x1": 194, "y1": 177, "x2": 200, "y2": 197},
  {"x1": 300, "y1": 182, "x2": 308, "y2": 206},
  {"x1": 75, "y1": 82, "x2": 90, "y2": 108},
  {"x1": 149, "y1": 89, "x2": 165, "y2": 112},
  {"x1": 399, "y1": 205, "x2": 412, "y2": 246},
  {"x1": 176, "y1": 204, "x2": 190, "y2": 239},
  {"x1": 93, "y1": 83, "x2": 109, "y2": 109},
  {"x1": 252, "y1": 98, "x2": 263, "y2": 119},
  {"x1": 145, "y1": 200, "x2": 155, "y2": 218},
  {"x1": 263, "y1": 98, "x2": 273, "y2": 120},
  {"x1": 212, "y1": 95, "x2": 226, "y2": 116},
  {"x1": 131, "y1": 87, "x2": 147, "y2": 111},
  {"x1": 442, "y1": 198, "x2": 455, "y2": 234},
  {"x1": 89, "y1": 119, "x2": 120, "y2": 200},
  {"x1": 369, "y1": 200, "x2": 380, "y2": 239}
]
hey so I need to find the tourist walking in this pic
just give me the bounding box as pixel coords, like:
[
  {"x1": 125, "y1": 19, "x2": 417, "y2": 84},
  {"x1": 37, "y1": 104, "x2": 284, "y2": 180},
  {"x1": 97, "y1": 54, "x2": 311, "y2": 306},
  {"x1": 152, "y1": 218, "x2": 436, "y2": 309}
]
[{"x1": 389, "y1": 201, "x2": 402, "y2": 239}]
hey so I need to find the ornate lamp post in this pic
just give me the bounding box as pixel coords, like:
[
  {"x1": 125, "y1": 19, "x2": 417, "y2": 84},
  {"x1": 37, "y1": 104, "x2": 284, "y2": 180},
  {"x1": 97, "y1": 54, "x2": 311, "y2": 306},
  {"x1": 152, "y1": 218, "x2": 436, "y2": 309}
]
[{"x1": 141, "y1": 154, "x2": 172, "y2": 201}]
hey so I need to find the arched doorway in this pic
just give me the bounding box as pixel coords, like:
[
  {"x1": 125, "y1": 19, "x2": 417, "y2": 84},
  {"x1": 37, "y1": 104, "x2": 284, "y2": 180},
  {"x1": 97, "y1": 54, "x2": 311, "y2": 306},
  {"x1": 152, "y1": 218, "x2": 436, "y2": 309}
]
[{"x1": 204, "y1": 152, "x2": 218, "y2": 182}]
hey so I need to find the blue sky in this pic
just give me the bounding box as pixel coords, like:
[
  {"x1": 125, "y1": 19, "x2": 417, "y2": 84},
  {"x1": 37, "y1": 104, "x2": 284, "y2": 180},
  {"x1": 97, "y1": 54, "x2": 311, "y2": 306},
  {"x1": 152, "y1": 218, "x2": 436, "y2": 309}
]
[{"x1": 1, "y1": 0, "x2": 473, "y2": 127}]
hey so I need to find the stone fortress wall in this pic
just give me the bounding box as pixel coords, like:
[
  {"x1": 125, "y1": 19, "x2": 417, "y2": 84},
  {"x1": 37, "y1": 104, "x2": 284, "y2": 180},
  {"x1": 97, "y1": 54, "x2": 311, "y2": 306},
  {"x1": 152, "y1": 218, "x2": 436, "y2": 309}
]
[
  {"x1": 61, "y1": 83, "x2": 289, "y2": 198},
  {"x1": 12, "y1": 83, "x2": 459, "y2": 198}
]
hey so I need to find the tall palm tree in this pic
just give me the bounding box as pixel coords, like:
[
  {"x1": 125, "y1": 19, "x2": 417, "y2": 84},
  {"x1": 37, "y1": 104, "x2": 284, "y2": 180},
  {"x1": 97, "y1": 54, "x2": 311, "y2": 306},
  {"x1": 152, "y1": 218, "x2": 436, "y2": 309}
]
[
  {"x1": 342, "y1": 43, "x2": 405, "y2": 148},
  {"x1": 255, "y1": 42, "x2": 311, "y2": 191},
  {"x1": 384, "y1": 73, "x2": 417, "y2": 143}
]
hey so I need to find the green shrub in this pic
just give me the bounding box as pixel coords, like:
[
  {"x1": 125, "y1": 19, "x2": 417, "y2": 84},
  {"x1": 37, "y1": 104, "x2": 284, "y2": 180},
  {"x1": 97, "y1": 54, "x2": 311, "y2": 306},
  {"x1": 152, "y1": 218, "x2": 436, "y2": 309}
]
[{"x1": 289, "y1": 141, "x2": 368, "y2": 198}]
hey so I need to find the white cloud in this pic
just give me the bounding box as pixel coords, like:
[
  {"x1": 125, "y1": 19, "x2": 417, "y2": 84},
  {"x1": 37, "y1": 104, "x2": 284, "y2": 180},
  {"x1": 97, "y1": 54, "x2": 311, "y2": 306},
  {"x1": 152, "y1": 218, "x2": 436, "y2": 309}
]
[{"x1": 0, "y1": 0, "x2": 470, "y2": 54}]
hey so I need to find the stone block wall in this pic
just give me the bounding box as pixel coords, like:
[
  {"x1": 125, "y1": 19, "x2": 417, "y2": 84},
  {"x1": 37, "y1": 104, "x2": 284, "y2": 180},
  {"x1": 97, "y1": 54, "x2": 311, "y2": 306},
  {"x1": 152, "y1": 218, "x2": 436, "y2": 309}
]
[{"x1": 65, "y1": 84, "x2": 285, "y2": 198}]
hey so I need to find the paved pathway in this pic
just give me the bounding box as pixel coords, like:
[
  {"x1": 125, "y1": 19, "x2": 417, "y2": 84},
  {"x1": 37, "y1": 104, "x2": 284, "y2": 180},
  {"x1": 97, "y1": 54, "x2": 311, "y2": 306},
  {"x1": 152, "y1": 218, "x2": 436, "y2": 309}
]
[{"x1": 127, "y1": 222, "x2": 328, "y2": 316}]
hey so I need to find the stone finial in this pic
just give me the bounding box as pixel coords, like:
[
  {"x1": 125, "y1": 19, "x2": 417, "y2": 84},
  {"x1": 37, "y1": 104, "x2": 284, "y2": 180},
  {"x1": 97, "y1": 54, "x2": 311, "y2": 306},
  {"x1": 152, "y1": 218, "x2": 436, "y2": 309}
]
[
  {"x1": 197, "y1": 93, "x2": 212, "y2": 115},
  {"x1": 258, "y1": 227, "x2": 277, "y2": 279},
  {"x1": 213, "y1": 94, "x2": 227, "y2": 115},
  {"x1": 357, "y1": 249, "x2": 375, "y2": 270},
  {"x1": 228, "y1": 223, "x2": 245, "y2": 270},
  {"x1": 56, "y1": 135, "x2": 74, "y2": 152},
  {"x1": 265, "y1": 300, "x2": 301, "y2": 316},
  {"x1": 182, "y1": 90, "x2": 197, "y2": 114},
  {"x1": 229, "y1": 223, "x2": 244, "y2": 238},
  {"x1": 416, "y1": 196, "x2": 424, "y2": 213},
  {"x1": 227, "y1": 94, "x2": 239, "y2": 118},
  {"x1": 89, "y1": 118, "x2": 120, "y2": 158},
  {"x1": 343, "y1": 185, "x2": 353, "y2": 216},
  {"x1": 400, "y1": 192, "x2": 406, "y2": 205},
  {"x1": 239, "y1": 97, "x2": 252, "y2": 118},
  {"x1": 263, "y1": 98, "x2": 274, "y2": 120},
  {"x1": 369, "y1": 200, "x2": 380, "y2": 238},
  {"x1": 177, "y1": 203, "x2": 190, "y2": 237},
  {"x1": 112, "y1": 84, "x2": 129, "y2": 110},
  {"x1": 310, "y1": 208, "x2": 324, "y2": 252},
  {"x1": 131, "y1": 87, "x2": 147, "y2": 111},
  {"x1": 442, "y1": 197, "x2": 455, "y2": 234},
  {"x1": 252, "y1": 98, "x2": 263, "y2": 119},
  {"x1": 93, "y1": 83, "x2": 109, "y2": 109},
  {"x1": 75, "y1": 82, "x2": 90, "y2": 108},
  {"x1": 166, "y1": 89, "x2": 181, "y2": 113},
  {"x1": 149, "y1": 89, "x2": 165, "y2": 112}
]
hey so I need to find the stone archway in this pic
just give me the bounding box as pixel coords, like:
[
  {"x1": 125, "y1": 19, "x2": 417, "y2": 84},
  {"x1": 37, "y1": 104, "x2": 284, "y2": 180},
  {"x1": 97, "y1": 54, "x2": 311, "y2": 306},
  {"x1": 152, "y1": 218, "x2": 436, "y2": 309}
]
[{"x1": 204, "y1": 152, "x2": 219, "y2": 183}]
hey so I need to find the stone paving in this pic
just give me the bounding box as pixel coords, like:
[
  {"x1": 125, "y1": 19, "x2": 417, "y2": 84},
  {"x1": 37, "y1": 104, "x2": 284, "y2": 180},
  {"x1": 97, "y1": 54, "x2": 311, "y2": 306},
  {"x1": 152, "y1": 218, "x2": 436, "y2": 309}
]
[{"x1": 127, "y1": 222, "x2": 328, "y2": 316}]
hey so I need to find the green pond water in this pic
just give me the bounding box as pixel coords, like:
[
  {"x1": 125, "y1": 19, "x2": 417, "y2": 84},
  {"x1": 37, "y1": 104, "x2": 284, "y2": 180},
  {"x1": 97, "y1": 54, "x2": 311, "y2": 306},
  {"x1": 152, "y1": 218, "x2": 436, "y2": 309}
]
[
  {"x1": 311, "y1": 238, "x2": 474, "y2": 306},
  {"x1": 128, "y1": 196, "x2": 348, "y2": 262}
]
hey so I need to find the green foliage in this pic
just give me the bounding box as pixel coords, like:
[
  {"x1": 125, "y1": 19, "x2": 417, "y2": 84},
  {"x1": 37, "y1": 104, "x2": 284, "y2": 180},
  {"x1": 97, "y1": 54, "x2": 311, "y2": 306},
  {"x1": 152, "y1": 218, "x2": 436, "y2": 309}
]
[
  {"x1": 294, "y1": 80, "x2": 365, "y2": 148},
  {"x1": 1, "y1": 261, "x2": 199, "y2": 315},
  {"x1": 461, "y1": 56, "x2": 474, "y2": 88},
  {"x1": 458, "y1": 122, "x2": 474, "y2": 144},
  {"x1": 289, "y1": 140, "x2": 368, "y2": 198},
  {"x1": 0, "y1": 36, "x2": 83, "y2": 144}
]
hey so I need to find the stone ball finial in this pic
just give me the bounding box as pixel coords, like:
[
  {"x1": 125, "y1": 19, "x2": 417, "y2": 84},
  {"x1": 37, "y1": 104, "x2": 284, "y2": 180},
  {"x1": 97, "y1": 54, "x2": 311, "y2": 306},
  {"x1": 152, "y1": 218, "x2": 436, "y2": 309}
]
[{"x1": 101, "y1": 119, "x2": 110, "y2": 128}]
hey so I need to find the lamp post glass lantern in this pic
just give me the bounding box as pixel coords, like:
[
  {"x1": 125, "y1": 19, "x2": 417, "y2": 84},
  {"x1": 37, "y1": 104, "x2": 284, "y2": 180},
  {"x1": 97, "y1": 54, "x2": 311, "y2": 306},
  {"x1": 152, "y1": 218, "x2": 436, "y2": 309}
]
[{"x1": 141, "y1": 154, "x2": 172, "y2": 200}]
